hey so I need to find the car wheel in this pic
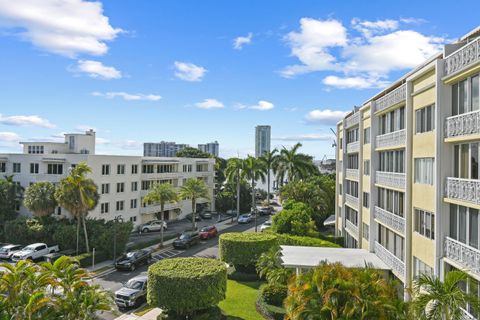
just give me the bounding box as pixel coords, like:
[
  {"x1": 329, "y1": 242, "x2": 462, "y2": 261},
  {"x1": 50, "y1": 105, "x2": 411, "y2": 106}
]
[
  {"x1": 130, "y1": 264, "x2": 136, "y2": 272},
  {"x1": 142, "y1": 228, "x2": 149, "y2": 233}
]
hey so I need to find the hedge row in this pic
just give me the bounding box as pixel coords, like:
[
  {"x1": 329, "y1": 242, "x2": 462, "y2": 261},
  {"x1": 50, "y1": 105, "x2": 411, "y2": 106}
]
[
  {"x1": 256, "y1": 285, "x2": 286, "y2": 320},
  {"x1": 275, "y1": 233, "x2": 340, "y2": 248}
]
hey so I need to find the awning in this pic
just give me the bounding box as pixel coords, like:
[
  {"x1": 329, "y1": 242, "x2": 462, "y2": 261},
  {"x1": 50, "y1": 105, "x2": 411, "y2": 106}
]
[
  {"x1": 280, "y1": 245, "x2": 391, "y2": 270},
  {"x1": 323, "y1": 214, "x2": 336, "y2": 226}
]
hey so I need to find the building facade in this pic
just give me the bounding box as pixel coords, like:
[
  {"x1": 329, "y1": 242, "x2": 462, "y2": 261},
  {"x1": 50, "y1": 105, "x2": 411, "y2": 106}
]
[
  {"x1": 1, "y1": 131, "x2": 215, "y2": 227},
  {"x1": 143, "y1": 141, "x2": 189, "y2": 157},
  {"x1": 198, "y1": 141, "x2": 219, "y2": 157},
  {"x1": 255, "y1": 125, "x2": 271, "y2": 157},
  {"x1": 335, "y1": 27, "x2": 480, "y2": 316}
]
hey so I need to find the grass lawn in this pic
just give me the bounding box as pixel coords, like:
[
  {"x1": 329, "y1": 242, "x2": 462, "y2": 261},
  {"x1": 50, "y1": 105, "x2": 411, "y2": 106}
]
[{"x1": 219, "y1": 280, "x2": 264, "y2": 320}]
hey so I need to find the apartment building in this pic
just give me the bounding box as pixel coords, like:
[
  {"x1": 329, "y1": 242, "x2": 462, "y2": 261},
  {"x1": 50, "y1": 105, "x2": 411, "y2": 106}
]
[
  {"x1": 143, "y1": 141, "x2": 189, "y2": 157},
  {"x1": 198, "y1": 141, "x2": 219, "y2": 157},
  {"x1": 1, "y1": 131, "x2": 215, "y2": 227},
  {"x1": 255, "y1": 125, "x2": 271, "y2": 157},
  {"x1": 336, "y1": 27, "x2": 480, "y2": 316}
]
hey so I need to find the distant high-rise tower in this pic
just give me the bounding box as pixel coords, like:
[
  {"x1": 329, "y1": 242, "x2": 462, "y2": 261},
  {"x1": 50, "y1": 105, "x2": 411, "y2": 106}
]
[
  {"x1": 255, "y1": 125, "x2": 271, "y2": 157},
  {"x1": 143, "y1": 141, "x2": 189, "y2": 157},
  {"x1": 198, "y1": 141, "x2": 219, "y2": 157}
]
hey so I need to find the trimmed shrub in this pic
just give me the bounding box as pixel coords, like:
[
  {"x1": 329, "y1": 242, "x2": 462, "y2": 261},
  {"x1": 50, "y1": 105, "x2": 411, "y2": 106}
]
[
  {"x1": 275, "y1": 233, "x2": 340, "y2": 248},
  {"x1": 256, "y1": 288, "x2": 286, "y2": 320},
  {"x1": 272, "y1": 202, "x2": 317, "y2": 236},
  {"x1": 219, "y1": 233, "x2": 277, "y2": 272},
  {"x1": 261, "y1": 283, "x2": 288, "y2": 306},
  {"x1": 147, "y1": 257, "x2": 227, "y2": 317}
]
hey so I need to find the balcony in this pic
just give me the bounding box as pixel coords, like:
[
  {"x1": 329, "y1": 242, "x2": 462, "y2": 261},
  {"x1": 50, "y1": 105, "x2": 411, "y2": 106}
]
[
  {"x1": 374, "y1": 84, "x2": 406, "y2": 114},
  {"x1": 375, "y1": 171, "x2": 406, "y2": 190},
  {"x1": 374, "y1": 206, "x2": 406, "y2": 235},
  {"x1": 444, "y1": 237, "x2": 480, "y2": 276},
  {"x1": 345, "y1": 112, "x2": 360, "y2": 128},
  {"x1": 345, "y1": 168, "x2": 359, "y2": 181},
  {"x1": 376, "y1": 129, "x2": 406, "y2": 149},
  {"x1": 345, "y1": 219, "x2": 359, "y2": 239},
  {"x1": 444, "y1": 177, "x2": 480, "y2": 206},
  {"x1": 445, "y1": 110, "x2": 480, "y2": 140},
  {"x1": 461, "y1": 308, "x2": 476, "y2": 320},
  {"x1": 345, "y1": 193, "x2": 359, "y2": 209},
  {"x1": 346, "y1": 141, "x2": 360, "y2": 153},
  {"x1": 375, "y1": 241, "x2": 405, "y2": 282},
  {"x1": 444, "y1": 38, "x2": 480, "y2": 78}
]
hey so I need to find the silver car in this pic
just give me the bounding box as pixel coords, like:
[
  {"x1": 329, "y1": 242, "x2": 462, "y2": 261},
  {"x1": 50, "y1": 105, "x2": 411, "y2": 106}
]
[
  {"x1": 139, "y1": 220, "x2": 167, "y2": 233},
  {"x1": 115, "y1": 275, "x2": 148, "y2": 309},
  {"x1": 0, "y1": 244, "x2": 23, "y2": 260}
]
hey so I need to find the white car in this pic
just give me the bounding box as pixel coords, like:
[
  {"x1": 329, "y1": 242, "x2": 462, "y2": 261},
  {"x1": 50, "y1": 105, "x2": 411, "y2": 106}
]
[
  {"x1": 238, "y1": 214, "x2": 253, "y2": 224},
  {"x1": 11, "y1": 243, "x2": 59, "y2": 262},
  {"x1": 260, "y1": 221, "x2": 272, "y2": 232},
  {"x1": 0, "y1": 244, "x2": 24, "y2": 260},
  {"x1": 139, "y1": 220, "x2": 167, "y2": 233}
]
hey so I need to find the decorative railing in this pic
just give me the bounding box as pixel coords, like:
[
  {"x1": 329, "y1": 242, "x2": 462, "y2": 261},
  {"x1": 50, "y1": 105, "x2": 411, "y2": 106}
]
[
  {"x1": 345, "y1": 194, "x2": 359, "y2": 209},
  {"x1": 375, "y1": 171, "x2": 406, "y2": 190},
  {"x1": 444, "y1": 38, "x2": 480, "y2": 77},
  {"x1": 445, "y1": 177, "x2": 480, "y2": 205},
  {"x1": 376, "y1": 129, "x2": 406, "y2": 149},
  {"x1": 345, "y1": 112, "x2": 360, "y2": 128},
  {"x1": 374, "y1": 206, "x2": 406, "y2": 235},
  {"x1": 375, "y1": 84, "x2": 406, "y2": 114},
  {"x1": 460, "y1": 308, "x2": 476, "y2": 320},
  {"x1": 347, "y1": 141, "x2": 360, "y2": 153},
  {"x1": 444, "y1": 237, "x2": 480, "y2": 275},
  {"x1": 375, "y1": 241, "x2": 405, "y2": 281},
  {"x1": 445, "y1": 110, "x2": 480, "y2": 139},
  {"x1": 346, "y1": 168, "x2": 359, "y2": 181},
  {"x1": 345, "y1": 219, "x2": 359, "y2": 238}
]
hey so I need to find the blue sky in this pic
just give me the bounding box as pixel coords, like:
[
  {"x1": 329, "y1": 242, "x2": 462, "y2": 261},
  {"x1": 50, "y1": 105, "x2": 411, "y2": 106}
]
[{"x1": 0, "y1": 0, "x2": 479, "y2": 159}]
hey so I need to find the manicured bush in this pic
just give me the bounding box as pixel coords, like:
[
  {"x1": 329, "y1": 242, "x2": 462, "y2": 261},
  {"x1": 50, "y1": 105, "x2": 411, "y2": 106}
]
[
  {"x1": 219, "y1": 233, "x2": 277, "y2": 272},
  {"x1": 275, "y1": 233, "x2": 340, "y2": 248},
  {"x1": 260, "y1": 283, "x2": 287, "y2": 306},
  {"x1": 147, "y1": 257, "x2": 227, "y2": 317},
  {"x1": 272, "y1": 202, "x2": 317, "y2": 236},
  {"x1": 256, "y1": 288, "x2": 286, "y2": 320}
]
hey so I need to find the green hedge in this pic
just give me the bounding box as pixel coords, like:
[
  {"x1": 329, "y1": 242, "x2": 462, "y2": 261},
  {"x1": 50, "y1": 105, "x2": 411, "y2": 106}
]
[
  {"x1": 147, "y1": 257, "x2": 227, "y2": 317},
  {"x1": 75, "y1": 251, "x2": 109, "y2": 268},
  {"x1": 275, "y1": 233, "x2": 340, "y2": 248},
  {"x1": 256, "y1": 287, "x2": 286, "y2": 320},
  {"x1": 219, "y1": 233, "x2": 277, "y2": 272},
  {"x1": 260, "y1": 283, "x2": 287, "y2": 307}
]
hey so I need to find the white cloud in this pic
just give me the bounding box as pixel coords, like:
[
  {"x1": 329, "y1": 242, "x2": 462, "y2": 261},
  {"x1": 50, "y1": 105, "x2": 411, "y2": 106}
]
[
  {"x1": 322, "y1": 75, "x2": 389, "y2": 89},
  {"x1": 0, "y1": 132, "x2": 20, "y2": 142},
  {"x1": 174, "y1": 61, "x2": 207, "y2": 82},
  {"x1": 92, "y1": 91, "x2": 161, "y2": 101},
  {"x1": 75, "y1": 60, "x2": 122, "y2": 79},
  {"x1": 249, "y1": 100, "x2": 274, "y2": 111},
  {"x1": 194, "y1": 98, "x2": 224, "y2": 109},
  {"x1": 233, "y1": 32, "x2": 253, "y2": 50},
  {"x1": 0, "y1": 0, "x2": 121, "y2": 57},
  {"x1": 305, "y1": 109, "x2": 348, "y2": 125},
  {"x1": 273, "y1": 133, "x2": 335, "y2": 141},
  {"x1": 0, "y1": 114, "x2": 55, "y2": 128},
  {"x1": 351, "y1": 18, "x2": 399, "y2": 37}
]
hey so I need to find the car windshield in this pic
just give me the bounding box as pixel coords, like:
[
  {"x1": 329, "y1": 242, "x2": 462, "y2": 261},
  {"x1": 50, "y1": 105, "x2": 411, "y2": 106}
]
[
  {"x1": 200, "y1": 227, "x2": 209, "y2": 232},
  {"x1": 125, "y1": 280, "x2": 144, "y2": 290},
  {"x1": 0, "y1": 247, "x2": 9, "y2": 253},
  {"x1": 125, "y1": 252, "x2": 136, "y2": 258},
  {"x1": 179, "y1": 234, "x2": 190, "y2": 240},
  {"x1": 22, "y1": 245, "x2": 36, "y2": 252}
]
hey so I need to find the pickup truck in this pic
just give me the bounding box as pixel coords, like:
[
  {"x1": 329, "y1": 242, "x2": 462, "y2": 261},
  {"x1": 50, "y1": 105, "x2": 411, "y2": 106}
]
[
  {"x1": 11, "y1": 243, "x2": 60, "y2": 262},
  {"x1": 115, "y1": 275, "x2": 148, "y2": 309}
]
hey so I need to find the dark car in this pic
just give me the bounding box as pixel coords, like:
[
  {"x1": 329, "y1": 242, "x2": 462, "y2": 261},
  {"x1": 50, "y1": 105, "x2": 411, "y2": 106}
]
[
  {"x1": 173, "y1": 231, "x2": 200, "y2": 249},
  {"x1": 259, "y1": 207, "x2": 274, "y2": 216},
  {"x1": 115, "y1": 249, "x2": 152, "y2": 271},
  {"x1": 186, "y1": 213, "x2": 201, "y2": 221},
  {"x1": 199, "y1": 211, "x2": 213, "y2": 219},
  {"x1": 199, "y1": 226, "x2": 218, "y2": 240}
]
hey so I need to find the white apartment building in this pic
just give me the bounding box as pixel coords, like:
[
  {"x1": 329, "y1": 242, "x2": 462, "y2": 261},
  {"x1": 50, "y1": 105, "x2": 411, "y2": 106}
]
[
  {"x1": 255, "y1": 125, "x2": 271, "y2": 157},
  {"x1": 198, "y1": 141, "x2": 219, "y2": 157},
  {"x1": 0, "y1": 131, "x2": 215, "y2": 227}
]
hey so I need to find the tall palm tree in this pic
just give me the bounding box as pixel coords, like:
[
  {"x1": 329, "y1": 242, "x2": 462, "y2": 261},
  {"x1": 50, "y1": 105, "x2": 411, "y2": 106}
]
[
  {"x1": 275, "y1": 143, "x2": 318, "y2": 186},
  {"x1": 23, "y1": 181, "x2": 57, "y2": 220},
  {"x1": 144, "y1": 182, "x2": 179, "y2": 247},
  {"x1": 55, "y1": 163, "x2": 99, "y2": 254},
  {"x1": 259, "y1": 149, "x2": 278, "y2": 206},
  {"x1": 411, "y1": 270, "x2": 480, "y2": 320},
  {"x1": 243, "y1": 156, "x2": 266, "y2": 231},
  {"x1": 179, "y1": 178, "x2": 210, "y2": 231},
  {"x1": 225, "y1": 158, "x2": 245, "y2": 220}
]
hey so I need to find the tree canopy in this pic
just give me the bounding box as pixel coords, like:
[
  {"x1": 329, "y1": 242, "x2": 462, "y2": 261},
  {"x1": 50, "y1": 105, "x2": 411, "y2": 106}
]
[{"x1": 176, "y1": 147, "x2": 212, "y2": 158}]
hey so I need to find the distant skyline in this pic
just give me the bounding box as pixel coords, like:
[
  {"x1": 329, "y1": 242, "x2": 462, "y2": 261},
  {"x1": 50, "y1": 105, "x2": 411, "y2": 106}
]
[{"x1": 0, "y1": 0, "x2": 479, "y2": 159}]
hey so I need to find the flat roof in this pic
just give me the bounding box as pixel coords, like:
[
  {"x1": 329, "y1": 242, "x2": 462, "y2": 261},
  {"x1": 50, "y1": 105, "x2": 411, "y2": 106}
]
[{"x1": 280, "y1": 245, "x2": 391, "y2": 270}]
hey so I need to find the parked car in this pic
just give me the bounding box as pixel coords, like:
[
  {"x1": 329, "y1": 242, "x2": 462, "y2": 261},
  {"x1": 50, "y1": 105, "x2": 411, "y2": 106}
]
[
  {"x1": 115, "y1": 249, "x2": 152, "y2": 271},
  {"x1": 139, "y1": 220, "x2": 167, "y2": 233},
  {"x1": 199, "y1": 226, "x2": 218, "y2": 240},
  {"x1": 185, "y1": 213, "x2": 201, "y2": 221},
  {"x1": 199, "y1": 211, "x2": 212, "y2": 219},
  {"x1": 44, "y1": 249, "x2": 76, "y2": 264},
  {"x1": 238, "y1": 214, "x2": 253, "y2": 224},
  {"x1": 258, "y1": 207, "x2": 274, "y2": 216},
  {"x1": 0, "y1": 244, "x2": 23, "y2": 260},
  {"x1": 173, "y1": 231, "x2": 200, "y2": 249},
  {"x1": 260, "y1": 221, "x2": 272, "y2": 232},
  {"x1": 11, "y1": 243, "x2": 60, "y2": 262},
  {"x1": 115, "y1": 274, "x2": 148, "y2": 309}
]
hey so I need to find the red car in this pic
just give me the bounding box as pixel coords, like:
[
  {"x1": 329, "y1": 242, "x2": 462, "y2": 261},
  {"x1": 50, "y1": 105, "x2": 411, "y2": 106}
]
[{"x1": 199, "y1": 226, "x2": 218, "y2": 240}]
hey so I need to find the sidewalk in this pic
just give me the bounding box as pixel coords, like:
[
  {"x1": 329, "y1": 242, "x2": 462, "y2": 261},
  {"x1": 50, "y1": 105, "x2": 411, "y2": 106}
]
[{"x1": 114, "y1": 308, "x2": 163, "y2": 320}]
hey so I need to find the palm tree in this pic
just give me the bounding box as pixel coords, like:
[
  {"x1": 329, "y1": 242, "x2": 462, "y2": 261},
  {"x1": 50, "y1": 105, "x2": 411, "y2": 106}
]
[
  {"x1": 225, "y1": 158, "x2": 245, "y2": 220},
  {"x1": 55, "y1": 163, "x2": 99, "y2": 254},
  {"x1": 243, "y1": 156, "x2": 266, "y2": 232},
  {"x1": 275, "y1": 143, "x2": 318, "y2": 186},
  {"x1": 144, "y1": 182, "x2": 179, "y2": 247},
  {"x1": 259, "y1": 149, "x2": 278, "y2": 207},
  {"x1": 179, "y1": 178, "x2": 210, "y2": 231},
  {"x1": 23, "y1": 181, "x2": 57, "y2": 221},
  {"x1": 411, "y1": 270, "x2": 480, "y2": 320}
]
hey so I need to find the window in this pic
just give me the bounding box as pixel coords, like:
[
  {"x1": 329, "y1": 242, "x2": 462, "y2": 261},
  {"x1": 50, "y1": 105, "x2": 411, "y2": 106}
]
[
  {"x1": 47, "y1": 164, "x2": 63, "y2": 175},
  {"x1": 339, "y1": 184, "x2": 342, "y2": 195},
  {"x1": 453, "y1": 74, "x2": 480, "y2": 116},
  {"x1": 183, "y1": 164, "x2": 192, "y2": 172},
  {"x1": 339, "y1": 138, "x2": 343, "y2": 149},
  {"x1": 450, "y1": 204, "x2": 480, "y2": 249},
  {"x1": 362, "y1": 223, "x2": 369, "y2": 240},
  {"x1": 346, "y1": 128, "x2": 359, "y2": 144},
  {"x1": 116, "y1": 183, "x2": 125, "y2": 193},
  {"x1": 345, "y1": 180, "x2": 358, "y2": 197},
  {"x1": 453, "y1": 143, "x2": 479, "y2": 179},
  {"x1": 377, "y1": 187, "x2": 404, "y2": 217},
  {"x1": 413, "y1": 256, "x2": 433, "y2": 278},
  {"x1": 117, "y1": 164, "x2": 125, "y2": 174},
  {"x1": 27, "y1": 145, "x2": 44, "y2": 154},
  {"x1": 13, "y1": 163, "x2": 21, "y2": 173},
  {"x1": 364, "y1": 127, "x2": 370, "y2": 144},
  {"x1": 142, "y1": 165, "x2": 154, "y2": 174},
  {"x1": 379, "y1": 150, "x2": 404, "y2": 173},
  {"x1": 101, "y1": 203, "x2": 109, "y2": 214},
  {"x1": 157, "y1": 164, "x2": 176, "y2": 173},
  {"x1": 129, "y1": 216, "x2": 137, "y2": 222},
  {"x1": 345, "y1": 206, "x2": 358, "y2": 225},
  {"x1": 377, "y1": 224, "x2": 404, "y2": 261},
  {"x1": 130, "y1": 199, "x2": 137, "y2": 209},
  {"x1": 363, "y1": 192, "x2": 369, "y2": 208},
  {"x1": 116, "y1": 201, "x2": 124, "y2": 211},
  {"x1": 364, "y1": 160, "x2": 370, "y2": 175},
  {"x1": 196, "y1": 164, "x2": 208, "y2": 172},
  {"x1": 56, "y1": 207, "x2": 62, "y2": 216},
  {"x1": 379, "y1": 107, "x2": 405, "y2": 134},
  {"x1": 0, "y1": 162, "x2": 5, "y2": 173},
  {"x1": 102, "y1": 164, "x2": 110, "y2": 175},
  {"x1": 347, "y1": 154, "x2": 359, "y2": 169},
  {"x1": 101, "y1": 183, "x2": 110, "y2": 194},
  {"x1": 131, "y1": 181, "x2": 138, "y2": 192},
  {"x1": 131, "y1": 164, "x2": 138, "y2": 174},
  {"x1": 414, "y1": 158, "x2": 434, "y2": 185},
  {"x1": 414, "y1": 209, "x2": 435, "y2": 240},
  {"x1": 415, "y1": 104, "x2": 435, "y2": 133},
  {"x1": 30, "y1": 163, "x2": 39, "y2": 174}
]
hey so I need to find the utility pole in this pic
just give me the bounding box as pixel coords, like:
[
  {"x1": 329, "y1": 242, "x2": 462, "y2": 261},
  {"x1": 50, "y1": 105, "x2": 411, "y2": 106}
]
[{"x1": 113, "y1": 215, "x2": 123, "y2": 264}]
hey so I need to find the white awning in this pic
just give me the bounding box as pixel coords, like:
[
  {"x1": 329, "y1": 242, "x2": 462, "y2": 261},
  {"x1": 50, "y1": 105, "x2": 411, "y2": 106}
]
[
  {"x1": 323, "y1": 214, "x2": 336, "y2": 226},
  {"x1": 280, "y1": 245, "x2": 391, "y2": 270}
]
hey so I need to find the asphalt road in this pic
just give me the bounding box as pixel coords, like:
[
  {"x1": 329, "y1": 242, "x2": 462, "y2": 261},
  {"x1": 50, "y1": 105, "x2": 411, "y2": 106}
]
[{"x1": 95, "y1": 215, "x2": 270, "y2": 320}]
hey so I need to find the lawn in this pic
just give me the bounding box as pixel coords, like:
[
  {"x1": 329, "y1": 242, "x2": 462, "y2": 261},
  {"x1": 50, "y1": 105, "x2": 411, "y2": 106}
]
[{"x1": 218, "y1": 280, "x2": 264, "y2": 320}]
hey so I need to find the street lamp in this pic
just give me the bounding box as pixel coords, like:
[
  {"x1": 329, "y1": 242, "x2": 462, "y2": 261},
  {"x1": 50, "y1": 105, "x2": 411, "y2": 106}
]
[{"x1": 113, "y1": 215, "x2": 123, "y2": 264}]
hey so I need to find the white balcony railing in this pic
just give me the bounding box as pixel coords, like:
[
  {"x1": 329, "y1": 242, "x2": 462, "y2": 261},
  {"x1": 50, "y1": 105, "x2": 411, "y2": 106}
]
[
  {"x1": 445, "y1": 110, "x2": 480, "y2": 139},
  {"x1": 460, "y1": 308, "x2": 476, "y2": 320},
  {"x1": 375, "y1": 84, "x2": 406, "y2": 114},
  {"x1": 444, "y1": 38, "x2": 480, "y2": 77},
  {"x1": 345, "y1": 194, "x2": 359, "y2": 209},
  {"x1": 346, "y1": 168, "x2": 359, "y2": 181},
  {"x1": 445, "y1": 177, "x2": 480, "y2": 205},
  {"x1": 345, "y1": 112, "x2": 360, "y2": 128},
  {"x1": 347, "y1": 141, "x2": 360, "y2": 153},
  {"x1": 444, "y1": 237, "x2": 480, "y2": 275},
  {"x1": 376, "y1": 129, "x2": 406, "y2": 149},
  {"x1": 345, "y1": 219, "x2": 359, "y2": 238},
  {"x1": 375, "y1": 241, "x2": 405, "y2": 281},
  {"x1": 374, "y1": 206, "x2": 406, "y2": 235},
  {"x1": 375, "y1": 171, "x2": 406, "y2": 190}
]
